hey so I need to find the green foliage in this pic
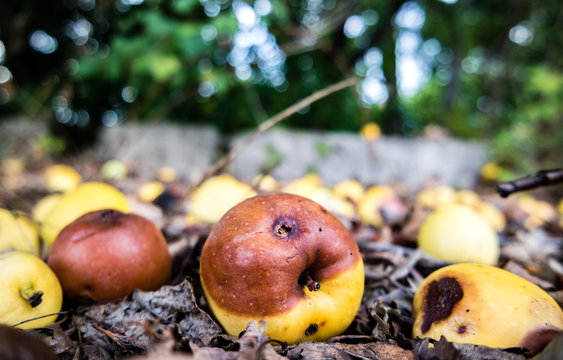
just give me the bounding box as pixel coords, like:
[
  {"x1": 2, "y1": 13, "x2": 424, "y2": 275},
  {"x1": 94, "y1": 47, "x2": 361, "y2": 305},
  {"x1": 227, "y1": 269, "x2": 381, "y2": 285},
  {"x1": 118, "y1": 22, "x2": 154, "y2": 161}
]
[{"x1": 0, "y1": 0, "x2": 561, "y2": 175}]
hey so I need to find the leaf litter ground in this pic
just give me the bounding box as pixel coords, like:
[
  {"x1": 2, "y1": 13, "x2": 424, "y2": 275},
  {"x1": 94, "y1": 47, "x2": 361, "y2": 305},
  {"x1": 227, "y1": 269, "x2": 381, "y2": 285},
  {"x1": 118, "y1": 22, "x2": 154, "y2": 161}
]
[{"x1": 2, "y1": 162, "x2": 563, "y2": 360}]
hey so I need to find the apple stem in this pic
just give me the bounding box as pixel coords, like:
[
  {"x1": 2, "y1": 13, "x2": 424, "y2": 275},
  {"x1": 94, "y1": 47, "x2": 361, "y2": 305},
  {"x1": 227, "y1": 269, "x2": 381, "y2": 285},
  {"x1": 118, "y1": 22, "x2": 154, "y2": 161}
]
[
  {"x1": 20, "y1": 287, "x2": 44, "y2": 308},
  {"x1": 305, "y1": 275, "x2": 320, "y2": 292}
]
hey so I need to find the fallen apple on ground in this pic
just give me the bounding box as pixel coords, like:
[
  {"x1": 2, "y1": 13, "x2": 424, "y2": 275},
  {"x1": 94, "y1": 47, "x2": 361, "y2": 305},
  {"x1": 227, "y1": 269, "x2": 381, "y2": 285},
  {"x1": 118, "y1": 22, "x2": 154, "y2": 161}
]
[
  {"x1": 0, "y1": 251, "x2": 62, "y2": 329},
  {"x1": 0, "y1": 208, "x2": 40, "y2": 255},
  {"x1": 43, "y1": 164, "x2": 82, "y2": 193},
  {"x1": 412, "y1": 263, "x2": 563, "y2": 354},
  {"x1": 47, "y1": 209, "x2": 171, "y2": 303},
  {"x1": 417, "y1": 203, "x2": 499, "y2": 265},
  {"x1": 39, "y1": 181, "x2": 130, "y2": 246},
  {"x1": 186, "y1": 174, "x2": 257, "y2": 225},
  {"x1": 200, "y1": 193, "x2": 365, "y2": 344}
]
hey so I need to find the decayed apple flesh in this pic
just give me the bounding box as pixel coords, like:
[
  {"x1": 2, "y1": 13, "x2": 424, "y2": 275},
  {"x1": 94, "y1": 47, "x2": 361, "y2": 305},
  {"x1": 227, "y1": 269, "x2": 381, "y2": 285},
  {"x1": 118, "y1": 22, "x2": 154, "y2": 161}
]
[{"x1": 200, "y1": 193, "x2": 365, "y2": 344}]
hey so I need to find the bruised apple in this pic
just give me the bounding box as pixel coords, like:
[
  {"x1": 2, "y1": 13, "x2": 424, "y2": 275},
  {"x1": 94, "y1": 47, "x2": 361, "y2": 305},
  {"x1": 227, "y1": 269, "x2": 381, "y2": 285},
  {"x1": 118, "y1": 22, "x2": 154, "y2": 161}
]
[
  {"x1": 47, "y1": 209, "x2": 171, "y2": 303},
  {"x1": 412, "y1": 263, "x2": 563, "y2": 354},
  {"x1": 200, "y1": 193, "x2": 364, "y2": 344}
]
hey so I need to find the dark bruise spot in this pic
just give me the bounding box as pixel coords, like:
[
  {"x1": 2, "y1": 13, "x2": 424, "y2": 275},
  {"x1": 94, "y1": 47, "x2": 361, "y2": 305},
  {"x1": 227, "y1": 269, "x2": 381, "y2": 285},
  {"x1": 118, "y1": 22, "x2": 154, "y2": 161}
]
[
  {"x1": 520, "y1": 325, "x2": 562, "y2": 355},
  {"x1": 421, "y1": 277, "x2": 463, "y2": 334},
  {"x1": 318, "y1": 227, "x2": 322, "y2": 232},
  {"x1": 27, "y1": 291, "x2": 43, "y2": 308},
  {"x1": 305, "y1": 323, "x2": 318, "y2": 336},
  {"x1": 273, "y1": 216, "x2": 299, "y2": 239},
  {"x1": 458, "y1": 325, "x2": 467, "y2": 334}
]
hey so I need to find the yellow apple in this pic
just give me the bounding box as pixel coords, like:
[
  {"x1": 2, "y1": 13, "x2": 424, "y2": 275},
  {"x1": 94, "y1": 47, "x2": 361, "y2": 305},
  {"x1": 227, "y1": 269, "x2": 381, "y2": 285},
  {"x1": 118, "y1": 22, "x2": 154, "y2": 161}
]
[
  {"x1": 0, "y1": 251, "x2": 63, "y2": 329},
  {"x1": 417, "y1": 204, "x2": 499, "y2": 265},
  {"x1": 186, "y1": 174, "x2": 256, "y2": 225},
  {"x1": 31, "y1": 193, "x2": 62, "y2": 224},
  {"x1": 0, "y1": 209, "x2": 40, "y2": 255},
  {"x1": 332, "y1": 179, "x2": 365, "y2": 205},
  {"x1": 358, "y1": 185, "x2": 407, "y2": 227},
  {"x1": 137, "y1": 181, "x2": 166, "y2": 203},
  {"x1": 413, "y1": 263, "x2": 563, "y2": 354},
  {"x1": 200, "y1": 193, "x2": 364, "y2": 344},
  {"x1": 416, "y1": 186, "x2": 457, "y2": 209},
  {"x1": 43, "y1": 164, "x2": 82, "y2": 193},
  {"x1": 39, "y1": 182, "x2": 130, "y2": 246}
]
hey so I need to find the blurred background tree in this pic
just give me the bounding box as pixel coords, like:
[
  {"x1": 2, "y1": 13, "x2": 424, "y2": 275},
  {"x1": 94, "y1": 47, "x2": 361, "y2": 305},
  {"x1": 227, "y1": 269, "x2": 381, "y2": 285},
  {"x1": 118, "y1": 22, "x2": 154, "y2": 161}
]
[{"x1": 0, "y1": 0, "x2": 561, "y2": 177}]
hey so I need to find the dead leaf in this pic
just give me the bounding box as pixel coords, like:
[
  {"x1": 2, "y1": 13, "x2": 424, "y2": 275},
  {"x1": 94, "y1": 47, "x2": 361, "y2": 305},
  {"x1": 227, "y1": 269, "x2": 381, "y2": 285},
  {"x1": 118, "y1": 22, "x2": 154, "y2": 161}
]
[
  {"x1": 72, "y1": 279, "x2": 221, "y2": 358},
  {"x1": 414, "y1": 337, "x2": 527, "y2": 360},
  {"x1": 287, "y1": 341, "x2": 414, "y2": 360}
]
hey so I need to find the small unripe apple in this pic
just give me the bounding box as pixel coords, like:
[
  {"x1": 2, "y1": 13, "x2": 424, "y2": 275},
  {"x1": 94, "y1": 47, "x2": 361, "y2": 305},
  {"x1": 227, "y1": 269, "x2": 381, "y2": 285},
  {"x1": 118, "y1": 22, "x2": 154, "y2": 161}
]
[
  {"x1": 200, "y1": 193, "x2": 364, "y2": 344},
  {"x1": 47, "y1": 209, "x2": 171, "y2": 303},
  {"x1": 417, "y1": 204, "x2": 499, "y2": 265},
  {"x1": 412, "y1": 263, "x2": 563, "y2": 354},
  {"x1": 40, "y1": 182, "x2": 130, "y2": 246}
]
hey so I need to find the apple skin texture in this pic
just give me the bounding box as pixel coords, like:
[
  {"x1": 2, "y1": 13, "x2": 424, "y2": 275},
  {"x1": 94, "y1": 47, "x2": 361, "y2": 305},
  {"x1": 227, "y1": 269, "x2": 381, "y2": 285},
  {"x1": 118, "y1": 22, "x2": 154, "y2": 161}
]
[
  {"x1": 413, "y1": 263, "x2": 563, "y2": 354},
  {"x1": 48, "y1": 209, "x2": 171, "y2": 303},
  {"x1": 200, "y1": 193, "x2": 364, "y2": 344},
  {"x1": 0, "y1": 251, "x2": 63, "y2": 329}
]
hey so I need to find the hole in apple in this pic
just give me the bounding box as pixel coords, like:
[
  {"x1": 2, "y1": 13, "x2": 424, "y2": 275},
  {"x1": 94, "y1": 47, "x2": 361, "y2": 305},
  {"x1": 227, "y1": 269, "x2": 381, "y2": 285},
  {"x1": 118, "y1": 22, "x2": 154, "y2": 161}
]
[
  {"x1": 277, "y1": 224, "x2": 292, "y2": 236},
  {"x1": 272, "y1": 216, "x2": 299, "y2": 239},
  {"x1": 305, "y1": 323, "x2": 318, "y2": 336}
]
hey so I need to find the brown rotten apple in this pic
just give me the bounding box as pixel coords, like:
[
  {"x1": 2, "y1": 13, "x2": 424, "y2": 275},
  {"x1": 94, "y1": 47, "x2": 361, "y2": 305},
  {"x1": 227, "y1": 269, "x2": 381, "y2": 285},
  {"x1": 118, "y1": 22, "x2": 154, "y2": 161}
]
[
  {"x1": 48, "y1": 209, "x2": 171, "y2": 303},
  {"x1": 200, "y1": 193, "x2": 365, "y2": 344}
]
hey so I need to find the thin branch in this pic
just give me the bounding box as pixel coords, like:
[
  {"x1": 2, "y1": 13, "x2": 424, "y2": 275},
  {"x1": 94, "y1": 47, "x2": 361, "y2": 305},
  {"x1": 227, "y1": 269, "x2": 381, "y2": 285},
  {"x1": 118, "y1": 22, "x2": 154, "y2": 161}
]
[
  {"x1": 496, "y1": 168, "x2": 563, "y2": 198},
  {"x1": 192, "y1": 76, "x2": 360, "y2": 189}
]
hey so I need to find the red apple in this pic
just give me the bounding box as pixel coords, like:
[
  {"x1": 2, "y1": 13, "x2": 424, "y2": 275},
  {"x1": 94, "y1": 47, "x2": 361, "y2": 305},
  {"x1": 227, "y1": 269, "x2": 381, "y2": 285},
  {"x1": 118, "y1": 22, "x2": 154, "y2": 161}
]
[{"x1": 47, "y1": 209, "x2": 171, "y2": 303}]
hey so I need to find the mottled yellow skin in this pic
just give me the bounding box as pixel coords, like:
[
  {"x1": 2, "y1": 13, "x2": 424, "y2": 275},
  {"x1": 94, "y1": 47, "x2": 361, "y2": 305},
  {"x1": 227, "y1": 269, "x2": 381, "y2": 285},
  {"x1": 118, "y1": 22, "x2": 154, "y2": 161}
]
[
  {"x1": 40, "y1": 182, "x2": 130, "y2": 246},
  {"x1": 417, "y1": 204, "x2": 499, "y2": 265},
  {"x1": 413, "y1": 263, "x2": 563, "y2": 349},
  {"x1": 203, "y1": 259, "x2": 364, "y2": 344},
  {"x1": 0, "y1": 209, "x2": 40, "y2": 255},
  {"x1": 0, "y1": 251, "x2": 63, "y2": 329}
]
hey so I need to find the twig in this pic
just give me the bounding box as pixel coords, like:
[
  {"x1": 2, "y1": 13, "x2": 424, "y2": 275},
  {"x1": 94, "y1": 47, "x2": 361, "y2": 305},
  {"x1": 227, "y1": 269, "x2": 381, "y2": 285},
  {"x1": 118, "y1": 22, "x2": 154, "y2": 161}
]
[
  {"x1": 496, "y1": 168, "x2": 563, "y2": 198},
  {"x1": 10, "y1": 311, "x2": 66, "y2": 328},
  {"x1": 192, "y1": 76, "x2": 360, "y2": 189}
]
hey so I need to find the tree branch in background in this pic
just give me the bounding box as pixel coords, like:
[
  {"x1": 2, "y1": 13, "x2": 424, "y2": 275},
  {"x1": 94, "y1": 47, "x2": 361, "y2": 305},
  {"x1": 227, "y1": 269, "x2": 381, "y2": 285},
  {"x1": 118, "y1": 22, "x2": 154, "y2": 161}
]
[
  {"x1": 193, "y1": 76, "x2": 360, "y2": 189},
  {"x1": 496, "y1": 169, "x2": 563, "y2": 198}
]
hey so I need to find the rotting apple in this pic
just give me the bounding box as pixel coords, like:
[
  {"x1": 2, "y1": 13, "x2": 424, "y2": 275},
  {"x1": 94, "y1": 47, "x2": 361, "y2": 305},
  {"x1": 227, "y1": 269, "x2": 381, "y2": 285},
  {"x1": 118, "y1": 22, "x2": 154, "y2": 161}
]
[
  {"x1": 417, "y1": 204, "x2": 499, "y2": 265},
  {"x1": 412, "y1": 263, "x2": 563, "y2": 354},
  {"x1": 47, "y1": 209, "x2": 171, "y2": 303},
  {"x1": 39, "y1": 182, "x2": 130, "y2": 246},
  {"x1": 199, "y1": 193, "x2": 365, "y2": 344},
  {"x1": 0, "y1": 251, "x2": 62, "y2": 329},
  {"x1": 0, "y1": 208, "x2": 40, "y2": 255}
]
